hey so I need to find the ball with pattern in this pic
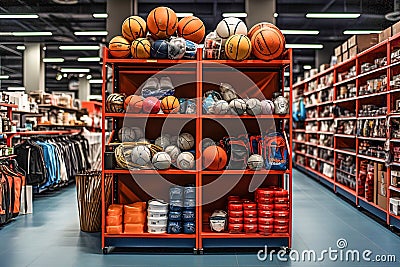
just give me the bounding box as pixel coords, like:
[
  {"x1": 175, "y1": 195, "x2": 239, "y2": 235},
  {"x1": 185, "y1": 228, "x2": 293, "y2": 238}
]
[
  {"x1": 164, "y1": 145, "x2": 181, "y2": 163},
  {"x1": 261, "y1": 99, "x2": 275, "y2": 115},
  {"x1": 152, "y1": 152, "x2": 172, "y2": 170},
  {"x1": 155, "y1": 135, "x2": 171, "y2": 148},
  {"x1": 246, "y1": 98, "x2": 262, "y2": 116},
  {"x1": 216, "y1": 17, "x2": 248, "y2": 39},
  {"x1": 214, "y1": 100, "x2": 230, "y2": 115},
  {"x1": 177, "y1": 152, "x2": 195, "y2": 170},
  {"x1": 178, "y1": 133, "x2": 194, "y2": 150},
  {"x1": 229, "y1": 99, "x2": 247, "y2": 115},
  {"x1": 131, "y1": 145, "x2": 152, "y2": 166},
  {"x1": 247, "y1": 154, "x2": 264, "y2": 170}
]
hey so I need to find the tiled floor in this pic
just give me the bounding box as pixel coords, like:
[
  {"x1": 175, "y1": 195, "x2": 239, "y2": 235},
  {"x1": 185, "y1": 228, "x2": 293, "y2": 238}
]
[{"x1": 0, "y1": 169, "x2": 399, "y2": 267}]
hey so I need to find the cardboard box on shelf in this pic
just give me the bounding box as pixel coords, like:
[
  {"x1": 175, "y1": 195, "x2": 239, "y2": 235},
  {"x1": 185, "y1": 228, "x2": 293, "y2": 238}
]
[
  {"x1": 378, "y1": 170, "x2": 387, "y2": 183},
  {"x1": 378, "y1": 163, "x2": 384, "y2": 171},
  {"x1": 379, "y1": 27, "x2": 392, "y2": 42},
  {"x1": 348, "y1": 34, "x2": 379, "y2": 50},
  {"x1": 342, "y1": 51, "x2": 349, "y2": 61},
  {"x1": 393, "y1": 21, "x2": 400, "y2": 36},
  {"x1": 334, "y1": 46, "x2": 342, "y2": 56},
  {"x1": 391, "y1": 170, "x2": 400, "y2": 187},
  {"x1": 337, "y1": 54, "x2": 343, "y2": 64},
  {"x1": 374, "y1": 163, "x2": 378, "y2": 204},
  {"x1": 342, "y1": 41, "x2": 348, "y2": 53},
  {"x1": 377, "y1": 194, "x2": 387, "y2": 210},
  {"x1": 378, "y1": 181, "x2": 387, "y2": 197},
  {"x1": 349, "y1": 46, "x2": 358, "y2": 58},
  {"x1": 320, "y1": 64, "x2": 330, "y2": 72}
]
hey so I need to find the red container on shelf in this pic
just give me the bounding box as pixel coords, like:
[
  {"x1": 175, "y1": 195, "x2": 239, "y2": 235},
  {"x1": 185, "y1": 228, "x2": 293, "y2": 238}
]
[
  {"x1": 258, "y1": 210, "x2": 274, "y2": 218},
  {"x1": 228, "y1": 223, "x2": 244, "y2": 233},
  {"x1": 274, "y1": 225, "x2": 289, "y2": 233},
  {"x1": 228, "y1": 196, "x2": 241, "y2": 202},
  {"x1": 275, "y1": 190, "x2": 289, "y2": 198},
  {"x1": 229, "y1": 217, "x2": 244, "y2": 224},
  {"x1": 258, "y1": 217, "x2": 274, "y2": 225},
  {"x1": 229, "y1": 210, "x2": 244, "y2": 218},
  {"x1": 243, "y1": 201, "x2": 257, "y2": 210},
  {"x1": 256, "y1": 188, "x2": 275, "y2": 198},
  {"x1": 274, "y1": 219, "x2": 289, "y2": 226},
  {"x1": 244, "y1": 217, "x2": 258, "y2": 224},
  {"x1": 258, "y1": 203, "x2": 274, "y2": 211},
  {"x1": 274, "y1": 203, "x2": 289, "y2": 211},
  {"x1": 228, "y1": 202, "x2": 243, "y2": 211},
  {"x1": 243, "y1": 210, "x2": 257, "y2": 218},
  {"x1": 274, "y1": 197, "x2": 289, "y2": 204},
  {"x1": 258, "y1": 224, "x2": 274, "y2": 235},
  {"x1": 274, "y1": 211, "x2": 289, "y2": 219},
  {"x1": 257, "y1": 197, "x2": 275, "y2": 204},
  {"x1": 244, "y1": 224, "x2": 258, "y2": 233}
]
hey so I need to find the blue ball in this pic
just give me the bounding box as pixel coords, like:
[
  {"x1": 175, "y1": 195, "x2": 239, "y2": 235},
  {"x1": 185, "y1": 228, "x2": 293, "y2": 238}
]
[{"x1": 151, "y1": 40, "x2": 169, "y2": 59}]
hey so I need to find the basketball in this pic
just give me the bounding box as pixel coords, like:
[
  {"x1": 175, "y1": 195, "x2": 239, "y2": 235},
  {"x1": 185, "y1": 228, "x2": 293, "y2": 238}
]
[
  {"x1": 106, "y1": 93, "x2": 125, "y2": 113},
  {"x1": 246, "y1": 98, "x2": 262, "y2": 116},
  {"x1": 131, "y1": 145, "x2": 152, "y2": 166},
  {"x1": 147, "y1": 6, "x2": 178, "y2": 39},
  {"x1": 176, "y1": 152, "x2": 195, "y2": 170},
  {"x1": 142, "y1": 97, "x2": 160, "y2": 114},
  {"x1": 225, "y1": 34, "x2": 252, "y2": 61},
  {"x1": 251, "y1": 28, "x2": 285, "y2": 61},
  {"x1": 177, "y1": 16, "x2": 205, "y2": 44},
  {"x1": 202, "y1": 145, "x2": 227, "y2": 171},
  {"x1": 155, "y1": 135, "x2": 171, "y2": 148},
  {"x1": 247, "y1": 154, "x2": 264, "y2": 170},
  {"x1": 261, "y1": 99, "x2": 275, "y2": 115},
  {"x1": 178, "y1": 133, "x2": 194, "y2": 150},
  {"x1": 131, "y1": 38, "x2": 151, "y2": 59},
  {"x1": 109, "y1": 36, "x2": 131, "y2": 58},
  {"x1": 216, "y1": 17, "x2": 248, "y2": 39},
  {"x1": 164, "y1": 145, "x2": 181, "y2": 163},
  {"x1": 213, "y1": 100, "x2": 230, "y2": 115},
  {"x1": 248, "y1": 22, "x2": 279, "y2": 40},
  {"x1": 125, "y1": 95, "x2": 144, "y2": 113},
  {"x1": 151, "y1": 40, "x2": 169, "y2": 59},
  {"x1": 161, "y1": 96, "x2": 180, "y2": 114},
  {"x1": 152, "y1": 152, "x2": 172, "y2": 170},
  {"x1": 122, "y1": 16, "x2": 147, "y2": 42},
  {"x1": 229, "y1": 99, "x2": 247, "y2": 115}
]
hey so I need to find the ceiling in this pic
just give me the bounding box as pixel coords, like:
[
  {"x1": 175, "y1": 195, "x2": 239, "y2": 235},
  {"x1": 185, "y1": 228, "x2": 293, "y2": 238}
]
[{"x1": 0, "y1": 0, "x2": 396, "y2": 95}]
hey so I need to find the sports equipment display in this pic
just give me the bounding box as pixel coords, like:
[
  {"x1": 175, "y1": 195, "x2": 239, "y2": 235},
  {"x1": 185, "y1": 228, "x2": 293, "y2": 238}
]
[
  {"x1": 247, "y1": 22, "x2": 279, "y2": 40},
  {"x1": 151, "y1": 40, "x2": 169, "y2": 59},
  {"x1": 125, "y1": 95, "x2": 144, "y2": 113},
  {"x1": 131, "y1": 145, "x2": 152, "y2": 167},
  {"x1": 246, "y1": 98, "x2": 262, "y2": 116},
  {"x1": 202, "y1": 145, "x2": 228, "y2": 170},
  {"x1": 251, "y1": 27, "x2": 285, "y2": 61},
  {"x1": 142, "y1": 97, "x2": 161, "y2": 114},
  {"x1": 247, "y1": 154, "x2": 264, "y2": 170},
  {"x1": 109, "y1": 36, "x2": 131, "y2": 58},
  {"x1": 168, "y1": 37, "x2": 186, "y2": 59},
  {"x1": 184, "y1": 40, "x2": 198, "y2": 59},
  {"x1": 263, "y1": 132, "x2": 288, "y2": 170},
  {"x1": 225, "y1": 34, "x2": 252, "y2": 61},
  {"x1": 155, "y1": 135, "x2": 171, "y2": 148},
  {"x1": 122, "y1": 16, "x2": 147, "y2": 42},
  {"x1": 176, "y1": 152, "x2": 195, "y2": 170},
  {"x1": 164, "y1": 145, "x2": 181, "y2": 163},
  {"x1": 152, "y1": 152, "x2": 172, "y2": 170},
  {"x1": 274, "y1": 95, "x2": 289, "y2": 114},
  {"x1": 261, "y1": 99, "x2": 275, "y2": 115},
  {"x1": 131, "y1": 38, "x2": 151, "y2": 59},
  {"x1": 119, "y1": 127, "x2": 137, "y2": 142},
  {"x1": 161, "y1": 96, "x2": 180, "y2": 114},
  {"x1": 178, "y1": 133, "x2": 194, "y2": 150},
  {"x1": 216, "y1": 17, "x2": 248, "y2": 39},
  {"x1": 177, "y1": 16, "x2": 205, "y2": 44},
  {"x1": 213, "y1": 100, "x2": 230, "y2": 115},
  {"x1": 146, "y1": 6, "x2": 178, "y2": 39},
  {"x1": 106, "y1": 93, "x2": 125, "y2": 113},
  {"x1": 229, "y1": 99, "x2": 247, "y2": 115},
  {"x1": 220, "y1": 83, "x2": 238, "y2": 103}
]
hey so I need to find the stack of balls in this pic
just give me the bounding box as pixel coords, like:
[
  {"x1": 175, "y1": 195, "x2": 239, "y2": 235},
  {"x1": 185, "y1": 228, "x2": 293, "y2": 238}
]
[{"x1": 108, "y1": 6, "x2": 205, "y2": 60}]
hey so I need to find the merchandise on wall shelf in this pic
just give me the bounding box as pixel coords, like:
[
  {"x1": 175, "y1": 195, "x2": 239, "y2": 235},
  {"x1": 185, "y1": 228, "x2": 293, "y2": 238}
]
[
  {"x1": 357, "y1": 118, "x2": 386, "y2": 138},
  {"x1": 359, "y1": 140, "x2": 386, "y2": 159},
  {"x1": 359, "y1": 76, "x2": 387, "y2": 96},
  {"x1": 337, "y1": 66, "x2": 356, "y2": 82},
  {"x1": 337, "y1": 84, "x2": 356, "y2": 99}
]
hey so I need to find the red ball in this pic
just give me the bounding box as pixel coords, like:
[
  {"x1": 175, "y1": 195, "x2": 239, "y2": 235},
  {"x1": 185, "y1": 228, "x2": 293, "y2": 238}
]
[
  {"x1": 142, "y1": 97, "x2": 160, "y2": 114},
  {"x1": 202, "y1": 145, "x2": 228, "y2": 170}
]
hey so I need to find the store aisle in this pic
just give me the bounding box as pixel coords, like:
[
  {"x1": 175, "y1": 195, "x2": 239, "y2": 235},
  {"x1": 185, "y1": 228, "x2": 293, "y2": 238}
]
[{"x1": 0, "y1": 170, "x2": 399, "y2": 267}]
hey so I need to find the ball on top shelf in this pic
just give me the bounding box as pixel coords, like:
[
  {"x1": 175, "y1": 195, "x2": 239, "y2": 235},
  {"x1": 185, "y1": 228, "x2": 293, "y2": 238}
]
[
  {"x1": 151, "y1": 40, "x2": 169, "y2": 59},
  {"x1": 152, "y1": 152, "x2": 172, "y2": 170},
  {"x1": 131, "y1": 38, "x2": 151, "y2": 59},
  {"x1": 177, "y1": 16, "x2": 205, "y2": 44},
  {"x1": 147, "y1": 6, "x2": 178, "y2": 39},
  {"x1": 122, "y1": 16, "x2": 147, "y2": 42},
  {"x1": 225, "y1": 34, "x2": 252, "y2": 61},
  {"x1": 168, "y1": 37, "x2": 186, "y2": 59},
  {"x1": 142, "y1": 96, "x2": 160, "y2": 114},
  {"x1": 229, "y1": 99, "x2": 247, "y2": 116},
  {"x1": 202, "y1": 145, "x2": 227, "y2": 170},
  {"x1": 108, "y1": 36, "x2": 131, "y2": 58},
  {"x1": 131, "y1": 145, "x2": 152, "y2": 166},
  {"x1": 251, "y1": 27, "x2": 285, "y2": 61},
  {"x1": 125, "y1": 95, "x2": 144, "y2": 113},
  {"x1": 216, "y1": 17, "x2": 247, "y2": 39},
  {"x1": 246, "y1": 98, "x2": 262, "y2": 116},
  {"x1": 247, "y1": 22, "x2": 279, "y2": 40},
  {"x1": 161, "y1": 95, "x2": 180, "y2": 114},
  {"x1": 176, "y1": 152, "x2": 195, "y2": 170},
  {"x1": 178, "y1": 133, "x2": 195, "y2": 150},
  {"x1": 261, "y1": 99, "x2": 275, "y2": 115}
]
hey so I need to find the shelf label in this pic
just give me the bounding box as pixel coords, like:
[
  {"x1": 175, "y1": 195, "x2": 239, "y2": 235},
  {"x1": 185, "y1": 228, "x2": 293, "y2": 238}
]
[{"x1": 146, "y1": 59, "x2": 157, "y2": 63}]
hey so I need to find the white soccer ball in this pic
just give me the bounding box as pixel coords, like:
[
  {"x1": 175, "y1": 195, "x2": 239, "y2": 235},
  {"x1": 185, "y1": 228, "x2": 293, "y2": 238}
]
[
  {"x1": 131, "y1": 145, "x2": 152, "y2": 166},
  {"x1": 164, "y1": 145, "x2": 181, "y2": 163},
  {"x1": 170, "y1": 135, "x2": 178, "y2": 145},
  {"x1": 168, "y1": 37, "x2": 186, "y2": 59},
  {"x1": 118, "y1": 127, "x2": 140, "y2": 142},
  {"x1": 261, "y1": 99, "x2": 275, "y2": 115},
  {"x1": 178, "y1": 133, "x2": 195, "y2": 150},
  {"x1": 247, "y1": 154, "x2": 264, "y2": 170},
  {"x1": 152, "y1": 152, "x2": 172, "y2": 170},
  {"x1": 213, "y1": 100, "x2": 230, "y2": 115},
  {"x1": 229, "y1": 99, "x2": 247, "y2": 115},
  {"x1": 216, "y1": 17, "x2": 248, "y2": 39},
  {"x1": 177, "y1": 152, "x2": 195, "y2": 170},
  {"x1": 155, "y1": 135, "x2": 171, "y2": 148},
  {"x1": 246, "y1": 98, "x2": 262, "y2": 116}
]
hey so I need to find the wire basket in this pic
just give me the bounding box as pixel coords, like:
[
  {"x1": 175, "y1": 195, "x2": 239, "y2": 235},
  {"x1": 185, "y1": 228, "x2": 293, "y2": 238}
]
[{"x1": 75, "y1": 171, "x2": 112, "y2": 232}]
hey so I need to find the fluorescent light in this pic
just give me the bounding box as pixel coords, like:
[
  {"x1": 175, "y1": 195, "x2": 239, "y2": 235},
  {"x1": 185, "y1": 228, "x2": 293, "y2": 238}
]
[
  {"x1": 86, "y1": 74, "x2": 92, "y2": 80},
  {"x1": 79, "y1": 74, "x2": 85, "y2": 78},
  {"x1": 77, "y1": 57, "x2": 101, "y2": 62},
  {"x1": 286, "y1": 44, "x2": 324, "y2": 49},
  {"x1": 281, "y1": 30, "x2": 319, "y2": 35},
  {"x1": 89, "y1": 79, "x2": 103, "y2": 84},
  {"x1": 74, "y1": 31, "x2": 108, "y2": 36},
  {"x1": 16, "y1": 45, "x2": 25, "y2": 50},
  {"x1": 7, "y1": 87, "x2": 25, "y2": 91},
  {"x1": 93, "y1": 13, "x2": 108, "y2": 18},
  {"x1": 63, "y1": 73, "x2": 68, "y2": 78},
  {"x1": 176, "y1": 13, "x2": 194, "y2": 17},
  {"x1": 222, "y1": 13, "x2": 247, "y2": 18},
  {"x1": 0, "y1": 14, "x2": 39, "y2": 19},
  {"x1": 60, "y1": 68, "x2": 90, "y2": 73},
  {"x1": 0, "y1": 75, "x2": 10, "y2": 79},
  {"x1": 274, "y1": 13, "x2": 279, "y2": 18},
  {"x1": 43, "y1": 47, "x2": 46, "y2": 50},
  {"x1": 343, "y1": 30, "x2": 382, "y2": 35},
  {"x1": 303, "y1": 65, "x2": 312, "y2": 70},
  {"x1": 59, "y1": 45, "x2": 100, "y2": 50},
  {"x1": 43, "y1": 58, "x2": 64, "y2": 63},
  {"x1": 12, "y1": 31, "x2": 52, "y2": 36},
  {"x1": 306, "y1": 13, "x2": 361, "y2": 19},
  {"x1": 284, "y1": 72, "x2": 290, "y2": 77}
]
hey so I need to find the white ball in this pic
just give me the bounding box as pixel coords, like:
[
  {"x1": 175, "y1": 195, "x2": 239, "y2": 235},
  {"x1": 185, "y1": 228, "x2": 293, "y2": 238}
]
[
  {"x1": 168, "y1": 37, "x2": 186, "y2": 59},
  {"x1": 131, "y1": 145, "x2": 152, "y2": 166},
  {"x1": 155, "y1": 135, "x2": 171, "y2": 148},
  {"x1": 216, "y1": 17, "x2": 248, "y2": 39},
  {"x1": 178, "y1": 133, "x2": 195, "y2": 150},
  {"x1": 229, "y1": 99, "x2": 247, "y2": 115},
  {"x1": 261, "y1": 100, "x2": 275, "y2": 115},
  {"x1": 213, "y1": 100, "x2": 230, "y2": 115},
  {"x1": 247, "y1": 154, "x2": 264, "y2": 170},
  {"x1": 152, "y1": 152, "x2": 172, "y2": 170},
  {"x1": 177, "y1": 152, "x2": 195, "y2": 170},
  {"x1": 118, "y1": 127, "x2": 137, "y2": 142},
  {"x1": 170, "y1": 135, "x2": 178, "y2": 145},
  {"x1": 246, "y1": 98, "x2": 262, "y2": 116},
  {"x1": 164, "y1": 145, "x2": 181, "y2": 163}
]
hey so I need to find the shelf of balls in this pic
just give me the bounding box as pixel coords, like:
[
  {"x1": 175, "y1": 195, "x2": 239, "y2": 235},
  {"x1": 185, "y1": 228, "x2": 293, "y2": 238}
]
[
  {"x1": 104, "y1": 169, "x2": 290, "y2": 175},
  {"x1": 105, "y1": 113, "x2": 197, "y2": 119},
  {"x1": 203, "y1": 59, "x2": 291, "y2": 69},
  {"x1": 201, "y1": 114, "x2": 290, "y2": 119},
  {"x1": 200, "y1": 231, "x2": 290, "y2": 239},
  {"x1": 104, "y1": 233, "x2": 196, "y2": 238}
]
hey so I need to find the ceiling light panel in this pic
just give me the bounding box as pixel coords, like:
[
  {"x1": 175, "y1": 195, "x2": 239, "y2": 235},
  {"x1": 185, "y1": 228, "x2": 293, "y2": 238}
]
[
  {"x1": 93, "y1": 13, "x2": 108, "y2": 18},
  {"x1": 286, "y1": 44, "x2": 324, "y2": 49},
  {"x1": 74, "y1": 31, "x2": 108, "y2": 36},
  {"x1": 0, "y1": 14, "x2": 39, "y2": 19},
  {"x1": 281, "y1": 30, "x2": 319, "y2": 35},
  {"x1": 43, "y1": 58, "x2": 65, "y2": 63},
  {"x1": 60, "y1": 68, "x2": 90, "y2": 73},
  {"x1": 306, "y1": 13, "x2": 361, "y2": 19},
  {"x1": 59, "y1": 45, "x2": 100, "y2": 50}
]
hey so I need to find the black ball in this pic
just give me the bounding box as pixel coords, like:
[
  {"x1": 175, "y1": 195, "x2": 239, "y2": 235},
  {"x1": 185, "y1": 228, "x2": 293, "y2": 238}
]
[{"x1": 151, "y1": 40, "x2": 169, "y2": 59}]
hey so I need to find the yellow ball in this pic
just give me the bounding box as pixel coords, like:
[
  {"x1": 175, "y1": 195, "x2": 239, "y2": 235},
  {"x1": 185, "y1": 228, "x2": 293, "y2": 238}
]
[
  {"x1": 131, "y1": 38, "x2": 151, "y2": 59},
  {"x1": 225, "y1": 34, "x2": 252, "y2": 61}
]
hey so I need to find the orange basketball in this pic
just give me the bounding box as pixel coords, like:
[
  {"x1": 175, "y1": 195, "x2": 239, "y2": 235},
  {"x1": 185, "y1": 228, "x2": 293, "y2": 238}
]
[
  {"x1": 109, "y1": 36, "x2": 131, "y2": 58},
  {"x1": 125, "y1": 95, "x2": 143, "y2": 113},
  {"x1": 131, "y1": 38, "x2": 151, "y2": 59},
  {"x1": 122, "y1": 16, "x2": 147, "y2": 42},
  {"x1": 225, "y1": 34, "x2": 252, "y2": 61},
  {"x1": 248, "y1": 22, "x2": 279, "y2": 40},
  {"x1": 147, "y1": 6, "x2": 178, "y2": 39},
  {"x1": 160, "y1": 96, "x2": 180, "y2": 114},
  {"x1": 202, "y1": 145, "x2": 228, "y2": 171},
  {"x1": 177, "y1": 16, "x2": 205, "y2": 44},
  {"x1": 251, "y1": 28, "x2": 285, "y2": 61}
]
